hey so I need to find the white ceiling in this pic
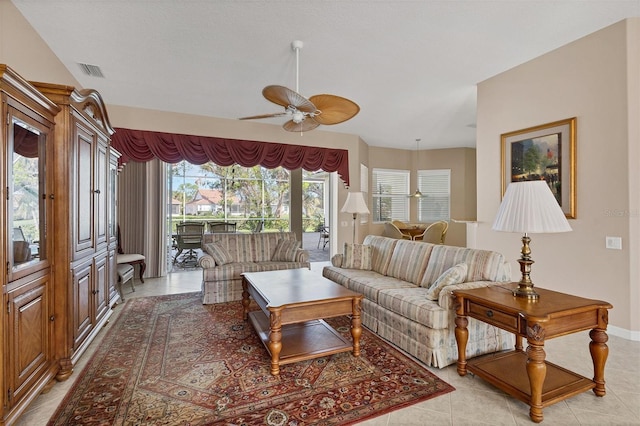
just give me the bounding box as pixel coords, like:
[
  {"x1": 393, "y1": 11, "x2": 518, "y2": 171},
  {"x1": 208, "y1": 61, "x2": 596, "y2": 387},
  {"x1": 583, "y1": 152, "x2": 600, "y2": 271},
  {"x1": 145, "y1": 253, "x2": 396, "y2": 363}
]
[{"x1": 11, "y1": 0, "x2": 640, "y2": 150}]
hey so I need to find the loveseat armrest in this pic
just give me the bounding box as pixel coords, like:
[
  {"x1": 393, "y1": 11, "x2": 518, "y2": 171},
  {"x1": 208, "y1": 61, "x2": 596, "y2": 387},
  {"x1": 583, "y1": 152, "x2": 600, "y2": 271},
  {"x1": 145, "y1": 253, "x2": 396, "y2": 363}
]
[
  {"x1": 438, "y1": 280, "x2": 508, "y2": 310},
  {"x1": 199, "y1": 254, "x2": 216, "y2": 269},
  {"x1": 295, "y1": 249, "x2": 311, "y2": 269}
]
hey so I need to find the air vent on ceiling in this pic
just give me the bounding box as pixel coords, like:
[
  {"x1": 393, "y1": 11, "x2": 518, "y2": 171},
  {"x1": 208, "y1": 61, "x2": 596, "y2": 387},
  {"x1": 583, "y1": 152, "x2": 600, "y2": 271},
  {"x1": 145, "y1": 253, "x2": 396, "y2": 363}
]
[{"x1": 77, "y1": 63, "x2": 105, "y2": 78}]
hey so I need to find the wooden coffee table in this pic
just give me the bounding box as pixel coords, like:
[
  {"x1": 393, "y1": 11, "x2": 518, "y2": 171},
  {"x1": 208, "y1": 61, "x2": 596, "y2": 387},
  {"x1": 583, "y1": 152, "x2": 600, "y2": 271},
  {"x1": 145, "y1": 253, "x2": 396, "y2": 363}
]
[
  {"x1": 453, "y1": 283, "x2": 612, "y2": 423},
  {"x1": 241, "y1": 269, "x2": 363, "y2": 376}
]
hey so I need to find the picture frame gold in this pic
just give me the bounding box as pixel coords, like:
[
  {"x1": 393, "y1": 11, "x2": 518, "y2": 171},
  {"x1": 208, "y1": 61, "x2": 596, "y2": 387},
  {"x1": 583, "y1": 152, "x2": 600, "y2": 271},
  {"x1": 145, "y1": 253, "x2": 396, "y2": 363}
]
[{"x1": 501, "y1": 117, "x2": 576, "y2": 218}]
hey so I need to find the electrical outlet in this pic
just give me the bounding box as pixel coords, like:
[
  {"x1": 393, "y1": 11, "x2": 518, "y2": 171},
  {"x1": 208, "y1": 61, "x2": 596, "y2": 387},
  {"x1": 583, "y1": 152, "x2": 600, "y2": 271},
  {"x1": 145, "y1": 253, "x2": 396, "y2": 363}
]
[{"x1": 605, "y1": 236, "x2": 622, "y2": 250}]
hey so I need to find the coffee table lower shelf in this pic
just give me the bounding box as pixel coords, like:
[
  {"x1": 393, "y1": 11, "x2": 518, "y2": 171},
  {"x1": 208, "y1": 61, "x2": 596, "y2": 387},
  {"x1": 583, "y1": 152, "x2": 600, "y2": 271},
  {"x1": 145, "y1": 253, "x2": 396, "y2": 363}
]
[
  {"x1": 468, "y1": 350, "x2": 596, "y2": 407},
  {"x1": 248, "y1": 310, "x2": 353, "y2": 366}
]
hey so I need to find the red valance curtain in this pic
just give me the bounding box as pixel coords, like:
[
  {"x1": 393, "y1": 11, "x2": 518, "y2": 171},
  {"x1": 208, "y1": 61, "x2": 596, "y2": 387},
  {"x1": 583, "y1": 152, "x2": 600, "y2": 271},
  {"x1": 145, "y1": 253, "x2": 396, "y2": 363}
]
[
  {"x1": 111, "y1": 128, "x2": 350, "y2": 187},
  {"x1": 13, "y1": 125, "x2": 40, "y2": 158}
]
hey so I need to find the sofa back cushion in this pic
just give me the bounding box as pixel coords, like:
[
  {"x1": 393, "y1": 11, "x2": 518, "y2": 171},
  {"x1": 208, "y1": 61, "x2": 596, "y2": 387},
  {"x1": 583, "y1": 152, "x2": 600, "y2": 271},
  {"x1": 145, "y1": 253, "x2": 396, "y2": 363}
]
[
  {"x1": 203, "y1": 242, "x2": 234, "y2": 265},
  {"x1": 420, "y1": 245, "x2": 506, "y2": 288},
  {"x1": 386, "y1": 240, "x2": 435, "y2": 285},
  {"x1": 271, "y1": 239, "x2": 301, "y2": 261},
  {"x1": 202, "y1": 232, "x2": 299, "y2": 263},
  {"x1": 362, "y1": 235, "x2": 398, "y2": 275}
]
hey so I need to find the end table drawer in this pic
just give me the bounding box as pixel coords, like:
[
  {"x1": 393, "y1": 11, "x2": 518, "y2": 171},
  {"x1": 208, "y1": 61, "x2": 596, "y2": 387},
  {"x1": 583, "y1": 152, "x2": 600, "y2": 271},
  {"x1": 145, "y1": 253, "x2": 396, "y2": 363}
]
[{"x1": 467, "y1": 301, "x2": 518, "y2": 332}]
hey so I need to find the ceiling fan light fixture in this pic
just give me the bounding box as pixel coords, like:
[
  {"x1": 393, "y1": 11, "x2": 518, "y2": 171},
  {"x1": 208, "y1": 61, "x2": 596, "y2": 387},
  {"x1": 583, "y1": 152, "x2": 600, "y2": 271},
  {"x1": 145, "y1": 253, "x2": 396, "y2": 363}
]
[{"x1": 292, "y1": 110, "x2": 305, "y2": 123}]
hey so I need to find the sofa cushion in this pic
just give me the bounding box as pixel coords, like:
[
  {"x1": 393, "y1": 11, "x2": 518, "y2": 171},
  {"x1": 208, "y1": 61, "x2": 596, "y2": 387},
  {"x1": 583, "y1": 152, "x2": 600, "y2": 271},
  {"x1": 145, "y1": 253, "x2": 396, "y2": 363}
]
[
  {"x1": 271, "y1": 239, "x2": 301, "y2": 261},
  {"x1": 376, "y1": 287, "x2": 449, "y2": 329},
  {"x1": 204, "y1": 261, "x2": 308, "y2": 282},
  {"x1": 425, "y1": 262, "x2": 468, "y2": 300},
  {"x1": 342, "y1": 243, "x2": 373, "y2": 270},
  {"x1": 204, "y1": 242, "x2": 234, "y2": 265},
  {"x1": 386, "y1": 240, "x2": 435, "y2": 285},
  {"x1": 362, "y1": 235, "x2": 398, "y2": 275},
  {"x1": 322, "y1": 266, "x2": 414, "y2": 303},
  {"x1": 420, "y1": 245, "x2": 506, "y2": 288}
]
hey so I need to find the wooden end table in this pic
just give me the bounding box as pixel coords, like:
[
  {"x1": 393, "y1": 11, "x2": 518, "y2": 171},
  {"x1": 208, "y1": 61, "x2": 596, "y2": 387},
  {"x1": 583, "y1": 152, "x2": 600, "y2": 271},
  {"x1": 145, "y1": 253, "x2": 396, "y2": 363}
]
[
  {"x1": 453, "y1": 283, "x2": 612, "y2": 423},
  {"x1": 242, "y1": 269, "x2": 363, "y2": 376}
]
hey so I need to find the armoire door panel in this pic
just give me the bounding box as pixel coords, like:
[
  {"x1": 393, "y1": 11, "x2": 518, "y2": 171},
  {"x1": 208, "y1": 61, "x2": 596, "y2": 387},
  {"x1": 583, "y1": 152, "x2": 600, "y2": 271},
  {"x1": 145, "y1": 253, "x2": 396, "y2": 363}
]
[
  {"x1": 96, "y1": 138, "x2": 109, "y2": 248},
  {"x1": 72, "y1": 262, "x2": 93, "y2": 349},
  {"x1": 7, "y1": 275, "x2": 52, "y2": 406},
  {"x1": 72, "y1": 120, "x2": 95, "y2": 259},
  {"x1": 94, "y1": 252, "x2": 109, "y2": 323}
]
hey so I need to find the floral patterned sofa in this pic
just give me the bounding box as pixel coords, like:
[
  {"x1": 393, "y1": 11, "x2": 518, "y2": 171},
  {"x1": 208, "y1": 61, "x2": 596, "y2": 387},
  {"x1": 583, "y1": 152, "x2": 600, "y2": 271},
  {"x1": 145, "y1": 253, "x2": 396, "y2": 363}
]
[
  {"x1": 323, "y1": 235, "x2": 514, "y2": 368},
  {"x1": 199, "y1": 232, "x2": 310, "y2": 304}
]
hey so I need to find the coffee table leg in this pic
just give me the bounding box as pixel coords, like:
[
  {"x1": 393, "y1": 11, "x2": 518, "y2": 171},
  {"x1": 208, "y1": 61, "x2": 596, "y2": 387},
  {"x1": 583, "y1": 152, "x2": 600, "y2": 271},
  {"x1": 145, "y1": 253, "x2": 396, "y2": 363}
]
[
  {"x1": 268, "y1": 309, "x2": 283, "y2": 375},
  {"x1": 351, "y1": 297, "x2": 362, "y2": 357},
  {"x1": 241, "y1": 278, "x2": 250, "y2": 320},
  {"x1": 526, "y1": 325, "x2": 547, "y2": 423}
]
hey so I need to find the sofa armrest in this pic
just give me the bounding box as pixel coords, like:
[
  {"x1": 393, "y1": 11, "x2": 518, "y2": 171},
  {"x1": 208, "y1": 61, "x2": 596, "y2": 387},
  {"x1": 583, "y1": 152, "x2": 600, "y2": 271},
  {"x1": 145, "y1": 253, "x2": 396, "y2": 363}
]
[
  {"x1": 199, "y1": 254, "x2": 216, "y2": 269},
  {"x1": 438, "y1": 280, "x2": 508, "y2": 310},
  {"x1": 331, "y1": 254, "x2": 343, "y2": 267}
]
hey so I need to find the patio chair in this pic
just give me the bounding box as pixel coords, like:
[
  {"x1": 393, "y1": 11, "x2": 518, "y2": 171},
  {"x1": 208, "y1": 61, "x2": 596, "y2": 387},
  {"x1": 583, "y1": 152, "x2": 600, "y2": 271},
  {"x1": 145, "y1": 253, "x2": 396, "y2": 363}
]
[
  {"x1": 173, "y1": 221, "x2": 205, "y2": 266},
  {"x1": 317, "y1": 225, "x2": 330, "y2": 250}
]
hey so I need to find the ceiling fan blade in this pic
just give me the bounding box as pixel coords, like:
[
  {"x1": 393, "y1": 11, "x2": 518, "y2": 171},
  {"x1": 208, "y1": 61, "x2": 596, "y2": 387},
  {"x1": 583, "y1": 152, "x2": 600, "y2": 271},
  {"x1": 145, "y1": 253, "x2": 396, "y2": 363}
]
[
  {"x1": 238, "y1": 112, "x2": 288, "y2": 120},
  {"x1": 308, "y1": 94, "x2": 360, "y2": 125},
  {"x1": 263, "y1": 85, "x2": 316, "y2": 113},
  {"x1": 282, "y1": 117, "x2": 320, "y2": 132}
]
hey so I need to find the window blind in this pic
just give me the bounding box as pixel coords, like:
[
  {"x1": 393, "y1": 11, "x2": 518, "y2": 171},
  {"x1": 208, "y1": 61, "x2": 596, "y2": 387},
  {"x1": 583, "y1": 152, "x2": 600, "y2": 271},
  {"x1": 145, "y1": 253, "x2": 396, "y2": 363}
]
[
  {"x1": 372, "y1": 169, "x2": 409, "y2": 222},
  {"x1": 418, "y1": 169, "x2": 450, "y2": 222}
]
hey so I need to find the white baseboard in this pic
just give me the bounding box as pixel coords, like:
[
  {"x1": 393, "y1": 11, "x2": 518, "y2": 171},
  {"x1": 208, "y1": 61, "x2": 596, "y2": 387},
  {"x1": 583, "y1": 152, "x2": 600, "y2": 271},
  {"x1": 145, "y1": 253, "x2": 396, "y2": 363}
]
[{"x1": 608, "y1": 325, "x2": 640, "y2": 341}]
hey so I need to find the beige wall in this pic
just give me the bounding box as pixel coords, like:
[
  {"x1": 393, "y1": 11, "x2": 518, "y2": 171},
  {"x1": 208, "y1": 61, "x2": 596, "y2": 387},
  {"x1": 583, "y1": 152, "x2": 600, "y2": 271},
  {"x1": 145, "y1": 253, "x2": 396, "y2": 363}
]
[
  {"x1": 476, "y1": 19, "x2": 639, "y2": 336},
  {"x1": 0, "y1": 0, "x2": 79, "y2": 86},
  {"x1": 367, "y1": 146, "x2": 476, "y2": 247}
]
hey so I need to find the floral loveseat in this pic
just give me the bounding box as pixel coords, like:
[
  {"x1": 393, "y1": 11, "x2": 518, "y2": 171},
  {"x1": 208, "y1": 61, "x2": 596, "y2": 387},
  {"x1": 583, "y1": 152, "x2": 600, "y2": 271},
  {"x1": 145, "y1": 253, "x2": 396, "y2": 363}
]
[
  {"x1": 199, "y1": 232, "x2": 310, "y2": 304},
  {"x1": 323, "y1": 235, "x2": 514, "y2": 368}
]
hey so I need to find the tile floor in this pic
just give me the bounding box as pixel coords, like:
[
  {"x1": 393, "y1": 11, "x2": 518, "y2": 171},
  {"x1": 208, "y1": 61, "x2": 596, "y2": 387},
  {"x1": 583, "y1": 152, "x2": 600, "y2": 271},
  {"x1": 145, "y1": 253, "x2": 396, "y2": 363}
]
[{"x1": 16, "y1": 264, "x2": 640, "y2": 425}]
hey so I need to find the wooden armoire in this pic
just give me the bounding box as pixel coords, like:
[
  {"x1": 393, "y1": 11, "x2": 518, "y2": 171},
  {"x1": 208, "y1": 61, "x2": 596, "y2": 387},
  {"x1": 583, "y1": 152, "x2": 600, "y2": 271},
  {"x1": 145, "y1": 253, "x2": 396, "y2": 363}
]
[
  {"x1": 31, "y1": 81, "x2": 120, "y2": 379},
  {"x1": 0, "y1": 64, "x2": 119, "y2": 424}
]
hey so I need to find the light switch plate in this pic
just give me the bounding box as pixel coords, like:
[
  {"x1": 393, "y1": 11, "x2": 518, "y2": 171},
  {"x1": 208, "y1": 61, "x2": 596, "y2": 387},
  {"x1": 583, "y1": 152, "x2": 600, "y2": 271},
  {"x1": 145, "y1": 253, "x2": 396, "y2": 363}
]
[{"x1": 605, "y1": 236, "x2": 622, "y2": 250}]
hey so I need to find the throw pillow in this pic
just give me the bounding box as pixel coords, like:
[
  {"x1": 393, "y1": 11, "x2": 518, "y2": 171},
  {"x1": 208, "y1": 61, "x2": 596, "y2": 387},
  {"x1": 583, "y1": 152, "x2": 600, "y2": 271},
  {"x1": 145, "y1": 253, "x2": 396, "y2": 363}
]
[
  {"x1": 425, "y1": 262, "x2": 468, "y2": 300},
  {"x1": 271, "y1": 239, "x2": 301, "y2": 262},
  {"x1": 204, "y1": 242, "x2": 234, "y2": 266},
  {"x1": 341, "y1": 243, "x2": 373, "y2": 270}
]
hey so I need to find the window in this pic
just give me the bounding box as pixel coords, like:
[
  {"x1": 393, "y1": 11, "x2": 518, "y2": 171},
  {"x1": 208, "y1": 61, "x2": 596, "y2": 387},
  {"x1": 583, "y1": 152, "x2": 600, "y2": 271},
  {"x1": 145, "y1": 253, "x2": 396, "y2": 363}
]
[
  {"x1": 168, "y1": 161, "x2": 329, "y2": 233},
  {"x1": 169, "y1": 161, "x2": 291, "y2": 232},
  {"x1": 417, "y1": 169, "x2": 450, "y2": 222},
  {"x1": 372, "y1": 169, "x2": 409, "y2": 222}
]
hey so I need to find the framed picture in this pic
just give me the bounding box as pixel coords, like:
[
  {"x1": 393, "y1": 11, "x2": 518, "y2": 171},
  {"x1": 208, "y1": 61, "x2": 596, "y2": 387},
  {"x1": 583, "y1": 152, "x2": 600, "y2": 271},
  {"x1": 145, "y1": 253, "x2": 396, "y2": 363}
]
[{"x1": 501, "y1": 117, "x2": 576, "y2": 218}]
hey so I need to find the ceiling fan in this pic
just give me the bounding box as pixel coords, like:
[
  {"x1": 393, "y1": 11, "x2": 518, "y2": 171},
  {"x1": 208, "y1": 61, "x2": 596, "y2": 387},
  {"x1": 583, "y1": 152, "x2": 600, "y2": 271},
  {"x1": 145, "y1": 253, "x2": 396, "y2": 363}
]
[{"x1": 239, "y1": 40, "x2": 360, "y2": 132}]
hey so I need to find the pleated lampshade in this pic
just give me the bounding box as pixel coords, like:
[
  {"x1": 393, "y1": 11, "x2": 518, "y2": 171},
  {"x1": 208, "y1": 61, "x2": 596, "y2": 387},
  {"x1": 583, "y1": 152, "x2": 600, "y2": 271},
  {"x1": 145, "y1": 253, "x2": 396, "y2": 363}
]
[{"x1": 492, "y1": 181, "x2": 572, "y2": 234}]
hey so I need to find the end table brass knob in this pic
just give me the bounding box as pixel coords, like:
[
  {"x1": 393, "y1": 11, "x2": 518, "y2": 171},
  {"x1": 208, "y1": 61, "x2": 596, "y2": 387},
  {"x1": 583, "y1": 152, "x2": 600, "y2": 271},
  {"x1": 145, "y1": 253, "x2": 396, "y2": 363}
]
[{"x1": 486, "y1": 310, "x2": 494, "y2": 318}]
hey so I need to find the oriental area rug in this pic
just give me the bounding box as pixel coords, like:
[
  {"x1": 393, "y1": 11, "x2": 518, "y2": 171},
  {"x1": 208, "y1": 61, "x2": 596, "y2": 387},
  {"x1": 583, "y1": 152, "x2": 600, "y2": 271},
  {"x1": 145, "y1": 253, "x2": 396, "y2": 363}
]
[{"x1": 48, "y1": 292, "x2": 454, "y2": 425}]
